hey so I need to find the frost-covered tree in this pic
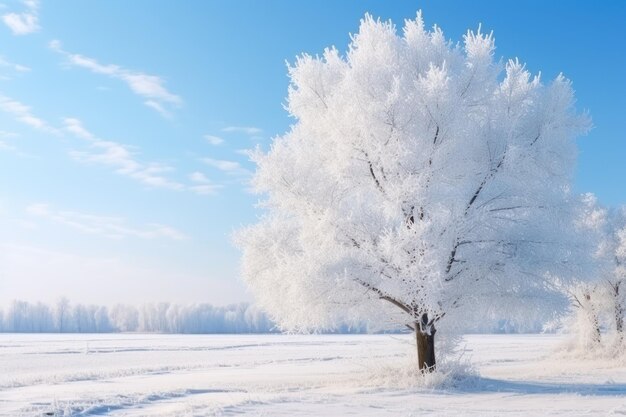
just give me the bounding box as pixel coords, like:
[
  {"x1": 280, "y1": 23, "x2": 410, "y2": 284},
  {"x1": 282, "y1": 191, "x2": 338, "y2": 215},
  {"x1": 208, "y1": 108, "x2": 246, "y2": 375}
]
[
  {"x1": 237, "y1": 13, "x2": 592, "y2": 371},
  {"x1": 567, "y1": 282, "x2": 602, "y2": 347},
  {"x1": 609, "y1": 210, "x2": 626, "y2": 339},
  {"x1": 109, "y1": 304, "x2": 139, "y2": 332},
  {"x1": 54, "y1": 297, "x2": 71, "y2": 332},
  {"x1": 573, "y1": 195, "x2": 626, "y2": 345},
  {"x1": 565, "y1": 194, "x2": 608, "y2": 347},
  {"x1": 73, "y1": 304, "x2": 95, "y2": 333},
  {"x1": 0, "y1": 300, "x2": 275, "y2": 333},
  {"x1": 94, "y1": 306, "x2": 112, "y2": 333},
  {"x1": 1, "y1": 300, "x2": 55, "y2": 332}
]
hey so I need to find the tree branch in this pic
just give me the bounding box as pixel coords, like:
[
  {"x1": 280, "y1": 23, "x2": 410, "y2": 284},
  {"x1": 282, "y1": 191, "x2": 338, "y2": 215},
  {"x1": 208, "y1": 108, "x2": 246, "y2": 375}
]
[
  {"x1": 354, "y1": 278, "x2": 413, "y2": 315},
  {"x1": 358, "y1": 149, "x2": 386, "y2": 196},
  {"x1": 465, "y1": 153, "x2": 505, "y2": 216}
]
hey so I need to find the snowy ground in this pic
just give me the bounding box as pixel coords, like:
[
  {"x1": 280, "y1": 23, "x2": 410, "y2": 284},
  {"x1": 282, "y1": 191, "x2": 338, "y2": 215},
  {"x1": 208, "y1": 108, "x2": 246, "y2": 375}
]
[{"x1": 1, "y1": 334, "x2": 625, "y2": 416}]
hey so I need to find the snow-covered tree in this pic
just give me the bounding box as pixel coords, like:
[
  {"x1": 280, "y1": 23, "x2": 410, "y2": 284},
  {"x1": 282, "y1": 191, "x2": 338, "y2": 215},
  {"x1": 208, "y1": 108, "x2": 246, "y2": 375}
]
[
  {"x1": 609, "y1": 210, "x2": 626, "y2": 339},
  {"x1": 73, "y1": 304, "x2": 97, "y2": 333},
  {"x1": 575, "y1": 195, "x2": 626, "y2": 342},
  {"x1": 560, "y1": 194, "x2": 626, "y2": 354},
  {"x1": 567, "y1": 282, "x2": 603, "y2": 347},
  {"x1": 94, "y1": 306, "x2": 112, "y2": 332},
  {"x1": 565, "y1": 194, "x2": 608, "y2": 347},
  {"x1": 109, "y1": 304, "x2": 139, "y2": 332},
  {"x1": 236, "y1": 13, "x2": 592, "y2": 371},
  {"x1": 0, "y1": 300, "x2": 276, "y2": 333},
  {"x1": 54, "y1": 297, "x2": 72, "y2": 332},
  {"x1": 32, "y1": 302, "x2": 54, "y2": 332}
]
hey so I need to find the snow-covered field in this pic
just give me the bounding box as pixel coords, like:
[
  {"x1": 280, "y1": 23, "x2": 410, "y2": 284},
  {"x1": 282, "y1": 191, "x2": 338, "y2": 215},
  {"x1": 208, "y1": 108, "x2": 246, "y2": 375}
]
[{"x1": 1, "y1": 334, "x2": 625, "y2": 416}]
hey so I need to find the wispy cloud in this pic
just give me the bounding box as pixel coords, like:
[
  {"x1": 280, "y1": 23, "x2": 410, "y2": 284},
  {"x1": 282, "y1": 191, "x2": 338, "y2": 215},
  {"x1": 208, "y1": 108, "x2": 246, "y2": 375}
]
[
  {"x1": 201, "y1": 157, "x2": 251, "y2": 176},
  {"x1": 0, "y1": 94, "x2": 59, "y2": 134},
  {"x1": 203, "y1": 134, "x2": 224, "y2": 146},
  {"x1": 188, "y1": 171, "x2": 222, "y2": 195},
  {"x1": 144, "y1": 100, "x2": 172, "y2": 119},
  {"x1": 0, "y1": 140, "x2": 16, "y2": 152},
  {"x1": 50, "y1": 41, "x2": 182, "y2": 117},
  {"x1": 0, "y1": 56, "x2": 30, "y2": 73},
  {"x1": 202, "y1": 157, "x2": 243, "y2": 172},
  {"x1": 63, "y1": 118, "x2": 222, "y2": 195},
  {"x1": 0, "y1": 131, "x2": 18, "y2": 153},
  {"x1": 2, "y1": 0, "x2": 39, "y2": 35},
  {"x1": 63, "y1": 117, "x2": 95, "y2": 140},
  {"x1": 234, "y1": 148, "x2": 253, "y2": 157},
  {"x1": 27, "y1": 203, "x2": 188, "y2": 240},
  {"x1": 0, "y1": 130, "x2": 18, "y2": 139},
  {"x1": 0, "y1": 130, "x2": 34, "y2": 157},
  {"x1": 63, "y1": 118, "x2": 184, "y2": 190},
  {"x1": 221, "y1": 126, "x2": 263, "y2": 135}
]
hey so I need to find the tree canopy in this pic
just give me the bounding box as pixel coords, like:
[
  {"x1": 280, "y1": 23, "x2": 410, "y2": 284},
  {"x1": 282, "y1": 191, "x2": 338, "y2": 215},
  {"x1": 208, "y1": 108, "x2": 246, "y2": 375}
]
[{"x1": 237, "y1": 12, "x2": 592, "y2": 369}]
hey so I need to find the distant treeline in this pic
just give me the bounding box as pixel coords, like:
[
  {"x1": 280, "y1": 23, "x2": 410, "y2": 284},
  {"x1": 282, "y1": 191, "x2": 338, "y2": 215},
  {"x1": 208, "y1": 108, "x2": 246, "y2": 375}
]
[
  {"x1": 0, "y1": 298, "x2": 544, "y2": 334},
  {"x1": 0, "y1": 299, "x2": 276, "y2": 333}
]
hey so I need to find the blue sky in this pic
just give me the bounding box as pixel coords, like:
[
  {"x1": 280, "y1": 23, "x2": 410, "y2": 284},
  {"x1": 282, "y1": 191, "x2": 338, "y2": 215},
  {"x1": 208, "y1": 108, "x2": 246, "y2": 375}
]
[{"x1": 0, "y1": 1, "x2": 624, "y2": 305}]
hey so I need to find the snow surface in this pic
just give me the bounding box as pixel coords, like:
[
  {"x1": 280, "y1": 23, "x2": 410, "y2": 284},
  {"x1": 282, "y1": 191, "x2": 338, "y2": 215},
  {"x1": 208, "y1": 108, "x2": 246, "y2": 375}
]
[{"x1": 1, "y1": 334, "x2": 626, "y2": 416}]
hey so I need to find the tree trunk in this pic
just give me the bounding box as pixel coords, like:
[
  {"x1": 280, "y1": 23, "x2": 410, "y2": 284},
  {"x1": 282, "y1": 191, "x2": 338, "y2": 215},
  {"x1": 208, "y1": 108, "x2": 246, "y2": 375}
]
[
  {"x1": 590, "y1": 312, "x2": 601, "y2": 344},
  {"x1": 613, "y1": 284, "x2": 624, "y2": 340},
  {"x1": 615, "y1": 302, "x2": 624, "y2": 342},
  {"x1": 415, "y1": 320, "x2": 436, "y2": 372}
]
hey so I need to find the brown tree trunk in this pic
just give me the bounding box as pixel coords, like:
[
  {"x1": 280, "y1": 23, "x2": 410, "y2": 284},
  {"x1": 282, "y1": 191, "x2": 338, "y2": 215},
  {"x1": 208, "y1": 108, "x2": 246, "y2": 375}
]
[{"x1": 415, "y1": 318, "x2": 436, "y2": 372}]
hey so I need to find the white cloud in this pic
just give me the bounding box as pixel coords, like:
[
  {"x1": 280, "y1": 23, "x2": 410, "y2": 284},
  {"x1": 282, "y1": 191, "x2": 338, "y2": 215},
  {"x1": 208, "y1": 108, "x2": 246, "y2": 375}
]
[
  {"x1": 122, "y1": 73, "x2": 181, "y2": 105},
  {"x1": 189, "y1": 184, "x2": 222, "y2": 195},
  {"x1": 2, "y1": 0, "x2": 39, "y2": 35},
  {"x1": 234, "y1": 148, "x2": 253, "y2": 157},
  {"x1": 127, "y1": 163, "x2": 182, "y2": 190},
  {"x1": 188, "y1": 171, "x2": 222, "y2": 195},
  {"x1": 0, "y1": 130, "x2": 34, "y2": 157},
  {"x1": 201, "y1": 158, "x2": 252, "y2": 190},
  {"x1": 0, "y1": 94, "x2": 59, "y2": 134},
  {"x1": 50, "y1": 41, "x2": 182, "y2": 118},
  {"x1": 144, "y1": 100, "x2": 171, "y2": 119},
  {"x1": 26, "y1": 203, "x2": 188, "y2": 240},
  {"x1": 203, "y1": 134, "x2": 224, "y2": 146},
  {"x1": 221, "y1": 126, "x2": 263, "y2": 135},
  {"x1": 63, "y1": 118, "x2": 184, "y2": 190},
  {"x1": 189, "y1": 171, "x2": 210, "y2": 183},
  {"x1": 48, "y1": 39, "x2": 61, "y2": 50},
  {"x1": 0, "y1": 56, "x2": 30, "y2": 72},
  {"x1": 201, "y1": 157, "x2": 249, "y2": 175},
  {"x1": 190, "y1": 184, "x2": 221, "y2": 195},
  {"x1": 63, "y1": 118, "x2": 223, "y2": 195},
  {"x1": 63, "y1": 117, "x2": 96, "y2": 140}
]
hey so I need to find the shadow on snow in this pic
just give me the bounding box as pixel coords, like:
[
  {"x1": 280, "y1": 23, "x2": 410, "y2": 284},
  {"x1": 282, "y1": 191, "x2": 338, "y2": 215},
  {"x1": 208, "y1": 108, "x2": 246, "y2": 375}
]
[{"x1": 454, "y1": 376, "x2": 626, "y2": 396}]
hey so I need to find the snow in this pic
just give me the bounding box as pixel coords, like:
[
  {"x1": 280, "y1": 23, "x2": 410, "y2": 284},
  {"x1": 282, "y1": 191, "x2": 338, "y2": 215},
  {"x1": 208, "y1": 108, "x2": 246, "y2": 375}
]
[{"x1": 2, "y1": 334, "x2": 626, "y2": 416}]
